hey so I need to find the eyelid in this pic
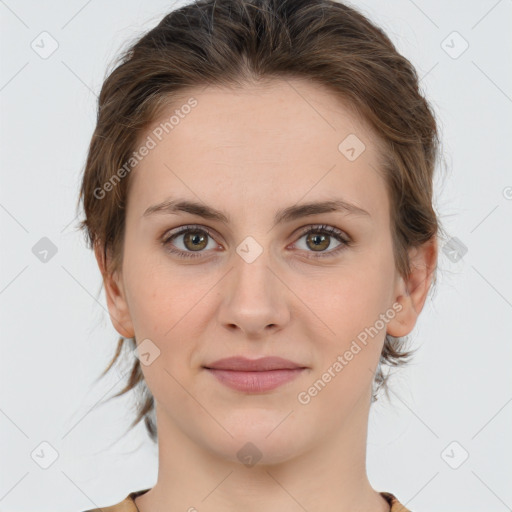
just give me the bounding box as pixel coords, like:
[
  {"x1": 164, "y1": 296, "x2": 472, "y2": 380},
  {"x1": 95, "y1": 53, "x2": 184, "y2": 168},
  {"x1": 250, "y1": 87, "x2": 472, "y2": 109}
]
[
  {"x1": 163, "y1": 224, "x2": 221, "y2": 240},
  {"x1": 293, "y1": 224, "x2": 350, "y2": 242}
]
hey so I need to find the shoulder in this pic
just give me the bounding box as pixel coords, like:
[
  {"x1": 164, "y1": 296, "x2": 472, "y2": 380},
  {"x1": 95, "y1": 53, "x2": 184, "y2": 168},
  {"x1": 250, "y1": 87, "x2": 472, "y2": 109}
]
[
  {"x1": 380, "y1": 491, "x2": 413, "y2": 512},
  {"x1": 81, "y1": 497, "x2": 132, "y2": 512},
  {"x1": 81, "y1": 488, "x2": 151, "y2": 512},
  {"x1": 82, "y1": 489, "x2": 408, "y2": 512}
]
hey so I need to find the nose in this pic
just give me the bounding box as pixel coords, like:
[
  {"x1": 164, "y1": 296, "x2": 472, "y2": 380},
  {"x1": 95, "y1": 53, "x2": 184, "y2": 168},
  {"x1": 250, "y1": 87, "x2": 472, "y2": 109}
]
[{"x1": 217, "y1": 252, "x2": 291, "y2": 339}]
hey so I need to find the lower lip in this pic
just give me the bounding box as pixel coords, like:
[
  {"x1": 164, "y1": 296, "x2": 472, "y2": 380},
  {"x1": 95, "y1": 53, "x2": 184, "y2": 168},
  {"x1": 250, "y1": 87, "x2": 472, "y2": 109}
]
[{"x1": 205, "y1": 368, "x2": 306, "y2": 392}]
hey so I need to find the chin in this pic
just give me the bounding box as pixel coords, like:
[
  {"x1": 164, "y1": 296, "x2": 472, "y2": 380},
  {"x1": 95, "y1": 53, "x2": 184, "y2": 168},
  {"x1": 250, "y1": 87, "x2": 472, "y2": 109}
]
[{"x1": 198, "y1": 412, "x2": 311, "y2": 467}]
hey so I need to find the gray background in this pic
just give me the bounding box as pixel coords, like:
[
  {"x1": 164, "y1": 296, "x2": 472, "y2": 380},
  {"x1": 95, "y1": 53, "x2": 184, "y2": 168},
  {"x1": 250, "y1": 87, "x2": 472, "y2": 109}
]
[{"x1": 1, "y1": 0, "x2": 511, "y2": 511}]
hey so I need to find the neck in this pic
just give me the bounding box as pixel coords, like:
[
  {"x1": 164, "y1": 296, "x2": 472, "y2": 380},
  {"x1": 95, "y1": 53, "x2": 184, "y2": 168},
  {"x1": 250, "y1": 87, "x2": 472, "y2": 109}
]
[{"x1": 135, "y1": 389, "x2": 389, "y2": 512}]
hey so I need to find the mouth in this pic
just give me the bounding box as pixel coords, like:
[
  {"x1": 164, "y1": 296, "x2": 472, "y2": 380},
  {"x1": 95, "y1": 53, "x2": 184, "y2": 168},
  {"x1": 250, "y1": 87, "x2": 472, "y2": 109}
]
[{"x1": 203, "y1": 356, "x2": 308, "y2": 393}]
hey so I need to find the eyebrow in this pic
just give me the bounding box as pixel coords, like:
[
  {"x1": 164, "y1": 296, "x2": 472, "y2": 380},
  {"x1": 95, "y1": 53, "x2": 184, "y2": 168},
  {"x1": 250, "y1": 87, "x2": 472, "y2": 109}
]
[{"x1": 142, "y1": 197, "x2": 371, "y2": 226}]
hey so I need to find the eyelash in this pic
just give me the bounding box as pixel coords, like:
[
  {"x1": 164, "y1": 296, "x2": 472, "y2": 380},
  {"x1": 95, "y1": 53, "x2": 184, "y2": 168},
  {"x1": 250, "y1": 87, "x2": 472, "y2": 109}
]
[{"x1": 161, "y1": 224, "x2": 352, "y2": 260}]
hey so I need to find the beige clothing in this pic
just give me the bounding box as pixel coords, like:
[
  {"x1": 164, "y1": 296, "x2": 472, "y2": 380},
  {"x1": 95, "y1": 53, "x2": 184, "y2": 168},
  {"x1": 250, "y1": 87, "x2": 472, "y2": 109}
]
[{"x1": 82, "y1": 487, "x2": 413, "y2": 511}]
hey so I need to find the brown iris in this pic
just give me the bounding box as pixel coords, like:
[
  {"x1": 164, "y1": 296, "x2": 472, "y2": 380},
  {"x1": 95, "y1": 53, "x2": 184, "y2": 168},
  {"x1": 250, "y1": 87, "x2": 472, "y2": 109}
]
[
  {"x1": 306, "y1": 232, "x2": 331, "y2": 251},
  {"x1": 183, "y1": 230, "x2": 209, "y2": 251}
]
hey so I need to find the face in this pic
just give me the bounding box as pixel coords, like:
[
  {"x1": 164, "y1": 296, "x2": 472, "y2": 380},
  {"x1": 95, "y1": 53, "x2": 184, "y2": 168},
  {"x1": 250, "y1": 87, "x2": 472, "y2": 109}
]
[{"x1": 98, "y1": 78, "x2": 433, "y2": 464}]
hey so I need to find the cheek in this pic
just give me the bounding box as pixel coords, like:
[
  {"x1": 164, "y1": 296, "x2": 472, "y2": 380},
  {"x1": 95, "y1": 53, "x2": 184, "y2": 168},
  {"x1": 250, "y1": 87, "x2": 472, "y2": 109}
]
[
  {"x1": 123, "y1": 247, "x2": 207, "y2": 335},
  {"x1": 298, "y1": 266, "x2": 395, "y2": 416},
  {"x1": 123, "y1": 266, "x2": 201, "y2": 401},
  {"x1": 122, "y1": 253, "x2": 219, "y2": 384},
  {"x1": 311, "y1": 242, "x2": 396, "y2": 361}
]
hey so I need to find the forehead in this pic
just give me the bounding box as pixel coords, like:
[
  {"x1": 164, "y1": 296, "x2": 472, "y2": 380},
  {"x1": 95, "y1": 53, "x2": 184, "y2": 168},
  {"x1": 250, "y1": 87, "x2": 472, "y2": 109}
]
[
  {"x1": 128, "y1": 78, "x2": 388, "y2": 222},
  {"x1": 139, "y1": 78, "x2": 379, "y2": 154}
]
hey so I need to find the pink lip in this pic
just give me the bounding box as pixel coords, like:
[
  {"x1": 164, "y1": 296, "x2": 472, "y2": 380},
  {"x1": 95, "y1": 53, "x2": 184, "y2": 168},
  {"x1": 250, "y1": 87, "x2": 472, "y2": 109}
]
[
  {"x1": 205, "y1": 356, "x2": 305, "y2": 371},
  {"x1": 203, "y1": 356, "x2": 308, "y2": 392}
]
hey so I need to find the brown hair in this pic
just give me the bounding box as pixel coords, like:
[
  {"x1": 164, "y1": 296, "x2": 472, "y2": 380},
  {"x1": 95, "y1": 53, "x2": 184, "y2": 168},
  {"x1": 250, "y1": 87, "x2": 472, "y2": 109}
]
[{"x1": 77, "y1": 0, "x2": 443, "y2": 444}]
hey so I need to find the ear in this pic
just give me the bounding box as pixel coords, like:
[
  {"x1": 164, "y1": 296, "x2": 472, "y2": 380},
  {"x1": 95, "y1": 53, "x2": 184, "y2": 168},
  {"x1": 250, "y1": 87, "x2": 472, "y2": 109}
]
[
  {"x1": 386, "y1": 236, "x2": 438, "y2": 338},
  {"x1": 94, "y1": 241, "x2": 135, "y2": 339}
]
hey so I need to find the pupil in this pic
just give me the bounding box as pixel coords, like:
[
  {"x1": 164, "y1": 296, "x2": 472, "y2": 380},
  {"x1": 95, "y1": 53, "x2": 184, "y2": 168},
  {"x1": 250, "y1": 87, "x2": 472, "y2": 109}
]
[
  {"x1": 309, "y1": 233, "x2": 329, "y2": 251},
  {"x1": 186, "y1": 231, "x2": 206, "y2": 251},
  {"x1": 192, "y1": 234, "x2": 203, "y2": 245}
]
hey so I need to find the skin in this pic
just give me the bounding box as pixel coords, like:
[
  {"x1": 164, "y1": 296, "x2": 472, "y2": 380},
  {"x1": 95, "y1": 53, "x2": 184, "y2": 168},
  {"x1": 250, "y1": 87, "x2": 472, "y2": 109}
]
[{"x1": 95, "y1": 78, "x2": 437, "y2": 512}]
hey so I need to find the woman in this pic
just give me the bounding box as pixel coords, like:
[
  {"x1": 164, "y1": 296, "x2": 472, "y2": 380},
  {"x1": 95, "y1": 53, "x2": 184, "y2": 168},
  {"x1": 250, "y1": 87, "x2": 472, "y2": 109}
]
[{"x1": 78, "y1": 0, "x2": 440, "y2": 510}]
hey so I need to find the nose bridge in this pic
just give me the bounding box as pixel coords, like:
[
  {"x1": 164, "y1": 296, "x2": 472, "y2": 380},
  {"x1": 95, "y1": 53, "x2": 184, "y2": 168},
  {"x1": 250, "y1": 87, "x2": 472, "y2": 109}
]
[{"x1": 231, "y1": 238, "x2": 278, "y2": 306}]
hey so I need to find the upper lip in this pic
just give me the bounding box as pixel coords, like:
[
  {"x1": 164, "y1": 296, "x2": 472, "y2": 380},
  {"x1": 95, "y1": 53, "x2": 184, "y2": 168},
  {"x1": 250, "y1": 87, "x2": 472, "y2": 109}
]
[{"x1": 204, "y1": 356, "x2": 306, "y2": 371}]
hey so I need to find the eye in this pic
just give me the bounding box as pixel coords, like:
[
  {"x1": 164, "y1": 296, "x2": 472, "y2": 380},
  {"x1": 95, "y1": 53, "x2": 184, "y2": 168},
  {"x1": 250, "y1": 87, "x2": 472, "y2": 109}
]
[
  {"x1": 161, "y1": 224, "x2": 351, "y2": 259},
  {"x1": 292, "y1": 224, "x2": 351, "y2": 259},
  {"x1": 161, "y1": 225, "x2": 220, "y2": 259}
]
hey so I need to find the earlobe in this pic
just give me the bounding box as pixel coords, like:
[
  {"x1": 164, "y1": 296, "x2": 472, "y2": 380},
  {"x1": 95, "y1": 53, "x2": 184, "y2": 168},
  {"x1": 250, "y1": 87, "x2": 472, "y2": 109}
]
[
  {"x1": 93, "y1": 241, "x2": 135, "y2": 339},
  {"x1": 386, "y1": 236, "x2": 438, "y2": 338}
]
